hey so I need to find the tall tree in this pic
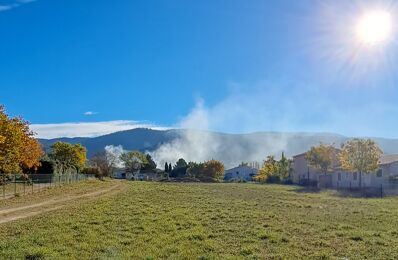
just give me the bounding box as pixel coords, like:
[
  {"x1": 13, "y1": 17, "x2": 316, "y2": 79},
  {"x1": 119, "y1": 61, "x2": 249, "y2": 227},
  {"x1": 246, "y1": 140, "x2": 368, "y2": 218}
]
[
  {"x1": 170, "y1": 158, "x2": 188, "y2": 178},
  {"x1": 340, "y1": 139, "x2": 382, "y2": 188},
  {"x1": 90, "y1": 151, "x2": 113, "y2": 178},
  {"x1": 0, "y1": 105, "x2": 43, "y2": 175},
  {"x1": 202, "y1": 160, "x2": 225, "y2": 181},
  {"x1": 120, "y1": 151, "x2": 148, "y2": 174},
  {"x1": 186, "y1": 160, "x2": 224, "y2": 181},
  {"x1": 174, "y1": 158, "x2": 188, "y2": 169},
  {"x1": 142, "y1": 154, "x2": 157, "y2": 171},
  {"x1": 277, "y1": 152, "x2": 290, "y2": 180},
  {"x1": 49, "y1": 142, "x2": 87, "y2": 175},
  {"x1": 164, "y1": 162, "x2": 169, "y2": 172},
  {"x1": 186, "y1": 162, "x2": 202, "y2": 178},
  {"x1": 306, "y1": 143, "x2": 335, "y2": 175}
]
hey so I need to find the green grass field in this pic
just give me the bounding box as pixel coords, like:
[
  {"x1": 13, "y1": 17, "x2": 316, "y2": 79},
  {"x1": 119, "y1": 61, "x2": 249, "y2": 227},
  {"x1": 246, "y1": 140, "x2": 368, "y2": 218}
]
[{"x1": 1, "y1": 181, "x2": 398, "y2": 259}]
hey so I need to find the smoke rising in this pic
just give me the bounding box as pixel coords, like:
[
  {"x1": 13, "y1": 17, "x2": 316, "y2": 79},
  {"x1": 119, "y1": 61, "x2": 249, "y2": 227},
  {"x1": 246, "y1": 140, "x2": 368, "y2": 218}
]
[
  {"x1": 105, "y1": 145, "x2": 124, "y2": 168},
  {"x1": 150, "y1": 83, "x2": 296, "y2": 168},
  {"x1": 149, "y1": 78, "x2": 396, "y2": 168}
]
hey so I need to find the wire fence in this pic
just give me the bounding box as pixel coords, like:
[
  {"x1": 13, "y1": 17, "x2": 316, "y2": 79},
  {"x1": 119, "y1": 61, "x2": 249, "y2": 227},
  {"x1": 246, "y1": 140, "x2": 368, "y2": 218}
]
[{"x1": 0, "y1": 173, "x2": 96, "y2": 200}]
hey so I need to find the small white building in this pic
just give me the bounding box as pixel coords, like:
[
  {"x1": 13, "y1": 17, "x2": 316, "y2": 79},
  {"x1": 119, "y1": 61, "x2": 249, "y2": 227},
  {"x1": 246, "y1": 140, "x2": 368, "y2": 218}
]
[{"x1": 224, "y1": 165, "x2": 258, "y2": 182}]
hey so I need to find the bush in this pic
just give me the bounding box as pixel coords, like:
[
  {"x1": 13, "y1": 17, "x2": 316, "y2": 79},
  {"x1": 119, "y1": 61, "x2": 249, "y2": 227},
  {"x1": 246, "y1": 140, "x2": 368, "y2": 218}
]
[
  {"x1": 281, "y1": 179, "x2": 293, "y2": 185},
  {"x1": 197, "y1": 175, "x2": 220, "y2": 183},
  {"x1": 265, "y1": 175, "x2": 281, "y2": 184},
  {"x1": 82, "y1": 167, "x2": 100, "y2": 178},
  {"x1": 226, "y1": 178, "x2": 247, "y2": 183}
]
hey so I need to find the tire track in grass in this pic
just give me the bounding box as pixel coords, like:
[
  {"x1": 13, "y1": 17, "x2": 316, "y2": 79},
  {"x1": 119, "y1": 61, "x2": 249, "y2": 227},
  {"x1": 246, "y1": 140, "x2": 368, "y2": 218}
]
[{"x1": 0, "y1": 182, "x2": 125, "y2": 224}]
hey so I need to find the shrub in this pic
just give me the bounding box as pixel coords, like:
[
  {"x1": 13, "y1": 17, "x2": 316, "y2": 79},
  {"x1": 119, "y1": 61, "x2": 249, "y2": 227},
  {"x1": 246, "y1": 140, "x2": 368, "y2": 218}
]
[
  {"x1": 265, "y1": 175, "x2": 281, "y2": 184},
  {"x1": 81, "y1": 167, "x2": 101, "y2": 178}
]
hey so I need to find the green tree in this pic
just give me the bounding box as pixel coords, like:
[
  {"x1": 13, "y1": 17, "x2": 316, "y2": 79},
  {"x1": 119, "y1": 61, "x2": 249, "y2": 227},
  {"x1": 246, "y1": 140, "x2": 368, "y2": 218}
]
[
  {"x1": 174, "y1": 158, "x2": 188, "y2": 169},
  {"x1": 120, "y1": 151, "x2": 148, "y2": 174},
  {"x1": 170, "y1": 158, "x2": 188, "y2": 178},
  {"x1": 186, "y1": 162, "x2": 202, "y2": 178},
  {"x1": 340, "y1": 138, "x2": 382, "y2": 188},
  {"x1": 277, "y1": 152, "x2": 290, "y2": 180},
  {"x1": 306, "y1": 143, "x2": 335, "y2": 175},
  {"x1": 142, "y1": 154, "x2": 157, "y2": 171},
  {"x1": 49, "y1": 142, "x2": 87, "y2": 175},
  {"x1": 186, "y1": 160, "x2": 224, "y2": 181},
  {"x1": 164, "y1": 162, "x2": 169, "y2": 172}
]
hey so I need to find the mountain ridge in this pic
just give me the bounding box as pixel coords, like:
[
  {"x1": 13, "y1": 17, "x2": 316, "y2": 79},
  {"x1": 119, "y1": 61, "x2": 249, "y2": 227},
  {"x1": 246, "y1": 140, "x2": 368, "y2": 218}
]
[{"x1": 38, "y1": 128, "x2": 398, "y2": 167}]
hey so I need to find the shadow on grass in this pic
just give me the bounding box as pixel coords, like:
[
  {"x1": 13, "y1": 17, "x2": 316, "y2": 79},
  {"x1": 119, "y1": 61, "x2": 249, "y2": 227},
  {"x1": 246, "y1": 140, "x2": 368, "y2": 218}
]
[
  {"x1": 290, "y1": 186, "x2": 322, "y2": 194},
  {"x1": 290, "y1": 185, "x2": 385, "y2": 198}
]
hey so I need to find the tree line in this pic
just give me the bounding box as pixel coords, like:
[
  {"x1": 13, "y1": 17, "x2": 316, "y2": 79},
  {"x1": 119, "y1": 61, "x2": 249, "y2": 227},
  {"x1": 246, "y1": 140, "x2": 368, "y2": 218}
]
[
  {"x1": 247, "y1": 138, "x2": 383, "y2": 187},
  {"x1": 0, "y1": 104, "x2": 385, "y2": 187},
  {"x1": 254, "y1": 152, "x2": 291, "y2": 183},
  {"x1": 163, "y1": 158, "x2": 225, "y2": 182}
]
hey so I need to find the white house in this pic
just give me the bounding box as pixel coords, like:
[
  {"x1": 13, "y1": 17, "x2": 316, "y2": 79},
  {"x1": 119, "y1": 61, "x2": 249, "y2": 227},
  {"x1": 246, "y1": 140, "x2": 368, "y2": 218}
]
[{"x1": 224, "y1": 165, "x2": 258, "y2": 182}]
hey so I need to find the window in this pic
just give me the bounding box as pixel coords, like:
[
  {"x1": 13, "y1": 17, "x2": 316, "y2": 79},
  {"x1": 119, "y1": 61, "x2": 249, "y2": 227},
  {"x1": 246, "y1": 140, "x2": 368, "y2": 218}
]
[
  {"x1": 376, "y1": 169, "x2": 383, "y2": 177},
  {"x1": 353, "y1": 172, "x2": 358, "y2": 181},
  {"x1": 338, "y1": 172, "x2": 341, "y2": 181}
]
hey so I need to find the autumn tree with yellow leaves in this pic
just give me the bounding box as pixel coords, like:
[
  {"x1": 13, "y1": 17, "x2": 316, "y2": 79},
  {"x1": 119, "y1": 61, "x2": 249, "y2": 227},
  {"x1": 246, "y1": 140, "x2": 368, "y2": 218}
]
[
  {"x1": 306, "y1": 143, "x2": 336, "y2": 175},
  {"x1": 255, "y1": 156, "x2": 279, "y2": 183},
  {"x1": 340, "y1": 138, "x2": 382, "y2": 188},
  {"x1": 0, "y1": 105, "x2": 43, "y2": 175},
  {"x1": 49, "y1": 142, "x2": 87, "y2": 175}
]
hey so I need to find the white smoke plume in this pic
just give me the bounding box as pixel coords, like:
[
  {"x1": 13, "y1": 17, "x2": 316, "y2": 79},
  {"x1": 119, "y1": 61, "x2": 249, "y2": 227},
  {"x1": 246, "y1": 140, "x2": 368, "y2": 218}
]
[
  {"x1": 150, "y1": 89, "x2": 291, "y2": 168},
  {"x1": 151, "y1": 78, "x2": 397, "y2": 169},
  {"x1": 105, "y1": 145, "x2": 124, "y2": 168}
]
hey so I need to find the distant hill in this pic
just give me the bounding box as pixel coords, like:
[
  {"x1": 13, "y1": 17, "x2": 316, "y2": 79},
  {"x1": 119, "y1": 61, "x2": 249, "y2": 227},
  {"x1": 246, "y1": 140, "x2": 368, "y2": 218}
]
[
  {"x1": 39, "y1": 128, "x2": 178, "y2": 157},
  {"x1": 39, "y1": 128, "x2": 398, "y2": 167}
]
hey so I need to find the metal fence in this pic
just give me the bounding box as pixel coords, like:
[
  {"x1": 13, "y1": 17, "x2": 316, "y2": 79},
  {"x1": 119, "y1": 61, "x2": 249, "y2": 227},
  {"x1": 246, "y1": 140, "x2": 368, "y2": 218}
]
[{"x1": 0, "y1": 173, "x2": 95, "y2": 200}]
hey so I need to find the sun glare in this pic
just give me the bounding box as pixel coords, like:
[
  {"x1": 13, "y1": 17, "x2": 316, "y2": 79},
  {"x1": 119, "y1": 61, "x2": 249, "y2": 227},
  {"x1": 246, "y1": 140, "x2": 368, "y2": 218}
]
[{"x1": 356, "y1": 10, "x2": 393, "y2": 45}]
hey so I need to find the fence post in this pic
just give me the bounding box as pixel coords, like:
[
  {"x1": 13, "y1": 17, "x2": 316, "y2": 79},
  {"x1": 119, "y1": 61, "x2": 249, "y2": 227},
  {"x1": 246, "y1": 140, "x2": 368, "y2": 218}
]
[
  {"x1": 14, "y1": 173, "x2": 16, "y2": 196},
  {"x1": 2, "y1": 173, "x2": 5, "y2": 199},
  {"x1": 24, "y1": 180, "x2": 26, "y2": 195}
]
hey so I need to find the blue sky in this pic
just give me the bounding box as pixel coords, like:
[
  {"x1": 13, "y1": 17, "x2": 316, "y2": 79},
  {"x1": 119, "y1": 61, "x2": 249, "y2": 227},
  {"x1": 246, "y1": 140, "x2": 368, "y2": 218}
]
[{"x1": 1, "y1": 0, "x2": 398, "y2": 138}]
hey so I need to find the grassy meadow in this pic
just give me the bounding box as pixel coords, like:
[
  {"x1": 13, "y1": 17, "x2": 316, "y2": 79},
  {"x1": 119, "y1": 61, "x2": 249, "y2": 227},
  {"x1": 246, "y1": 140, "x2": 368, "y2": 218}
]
[{"x1": 1, "y1": 181, "x2": 398, "y2": 259}]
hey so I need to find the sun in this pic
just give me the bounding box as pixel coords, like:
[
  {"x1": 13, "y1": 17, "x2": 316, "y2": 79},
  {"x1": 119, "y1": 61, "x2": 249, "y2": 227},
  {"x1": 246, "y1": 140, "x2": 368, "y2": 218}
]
[{"x1": 356, "y1": 10, "x2": 393, "y2": 45}]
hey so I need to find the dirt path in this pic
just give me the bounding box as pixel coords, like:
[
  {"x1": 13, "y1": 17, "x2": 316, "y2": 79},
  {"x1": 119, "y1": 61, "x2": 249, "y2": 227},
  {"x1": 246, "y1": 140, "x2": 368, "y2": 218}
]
[{"x1": 0, "y1": 182, "x2": 125, "y2": 224}]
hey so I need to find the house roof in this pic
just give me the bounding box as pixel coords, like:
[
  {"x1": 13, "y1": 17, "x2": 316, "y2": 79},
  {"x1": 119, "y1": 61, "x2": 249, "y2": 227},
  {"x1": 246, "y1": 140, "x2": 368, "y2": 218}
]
[
  {"x1": 293, "y1": 152, "x2": 306, "y2": 158},
  {"x1": 379, "y1": 154, "x2": 398, "y2": 165},
  {"x1": 225, "y1": 165, "x2": 258, "y2": 172}
]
